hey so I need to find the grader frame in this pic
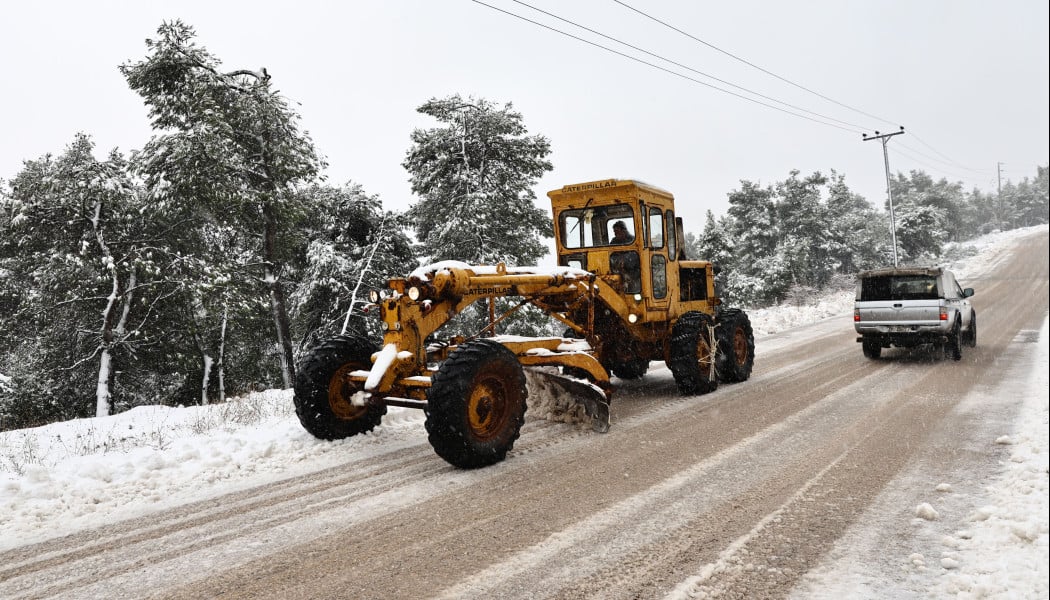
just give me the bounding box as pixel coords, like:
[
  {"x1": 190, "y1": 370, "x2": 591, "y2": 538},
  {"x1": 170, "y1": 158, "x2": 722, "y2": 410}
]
[{"x1": 293, "y1": 179, "x2": 755, "y2": 469}]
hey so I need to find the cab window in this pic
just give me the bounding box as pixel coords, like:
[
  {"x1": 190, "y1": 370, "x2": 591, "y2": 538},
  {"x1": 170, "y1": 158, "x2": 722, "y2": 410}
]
[
  {"x1": 648, "y1": 207, "x2": 664, "y2": 249},
  {"x1": 666, "y1": 209, "x2": 676, "y2": 259},
  {"x1": 651, "y1": 255, "x2": 667, "y2": 298},
  {"x1": 558, "y1": 205, "x2": 635, "y2": 248}
]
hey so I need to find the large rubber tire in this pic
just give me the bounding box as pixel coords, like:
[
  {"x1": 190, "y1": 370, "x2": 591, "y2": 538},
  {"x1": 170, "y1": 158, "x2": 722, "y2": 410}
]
[
  {"x1": 715, "y1": 309, "x2": 755, "y2": 383},
  {"x1": 946, "y1": 319, "x2": 963, "y2": 361},
  {"x1": 611, "y1": 357, "x2": 649, "y2": 380},
  {"x1": 425, "y1": 339, "x2": 528, "y2": 469},
  {"x1": 862, "y1": 338, "x2": 882, "y2": 359},
  {"x1": 964, "y1": 312, "x2": 977, "y2": 348},
  {"x1": 293, "y1": 335, "x2": 387, "y2": 440},
  {"x1": 668, "y1": 312, "x2": 719, "y2": 395}
]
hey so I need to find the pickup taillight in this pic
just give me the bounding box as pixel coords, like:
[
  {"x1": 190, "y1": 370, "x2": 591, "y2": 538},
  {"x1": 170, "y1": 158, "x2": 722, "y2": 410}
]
[
  {"x1": 854, "y1": 309, "x2": 861, "y2": 322},
  {"x1": 939, "y1": 308, "x2": 948, "y2": 321}
]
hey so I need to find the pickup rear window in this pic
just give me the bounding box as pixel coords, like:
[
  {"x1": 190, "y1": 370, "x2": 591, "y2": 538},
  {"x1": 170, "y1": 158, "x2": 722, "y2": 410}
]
[{"x1": 860, "y1": 275, "x2": 940, "y2": 301}]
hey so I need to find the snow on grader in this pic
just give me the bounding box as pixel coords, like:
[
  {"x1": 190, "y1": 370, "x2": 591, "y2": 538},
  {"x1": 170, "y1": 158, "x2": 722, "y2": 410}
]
[{"x1": 293, "y1": 179, "x2": 755, "y2": 468}]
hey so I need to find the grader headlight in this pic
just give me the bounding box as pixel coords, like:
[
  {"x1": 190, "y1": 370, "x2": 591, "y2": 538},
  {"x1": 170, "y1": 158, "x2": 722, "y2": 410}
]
[
  {"x1": 408, "y1": 286, "x2": 422, "y2": 301},
  {"x1": 368, "y1": 289, "x2": 382, "y2": 304},
  {"x1": 628, "y1": 313, "x2": 639, "y2": 324}
]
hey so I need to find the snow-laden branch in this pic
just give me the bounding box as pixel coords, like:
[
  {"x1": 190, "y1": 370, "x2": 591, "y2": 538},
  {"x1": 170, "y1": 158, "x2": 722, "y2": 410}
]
[{"x1": 341, "y1": 212, "x2": 389, "y2": 335}]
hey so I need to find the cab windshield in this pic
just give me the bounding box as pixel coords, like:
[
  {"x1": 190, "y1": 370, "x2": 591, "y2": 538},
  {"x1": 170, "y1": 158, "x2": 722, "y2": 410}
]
[{"x1": 559, "y1": 205, "x2": 636, "y2": 249}]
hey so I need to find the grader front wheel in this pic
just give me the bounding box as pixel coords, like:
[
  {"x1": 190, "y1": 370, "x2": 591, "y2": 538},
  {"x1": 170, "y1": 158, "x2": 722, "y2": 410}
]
[
  {"x1": 293, "y1": 335, "x2": 387, "y2": 440},
  {"x1": 425, "y1": 339, "x2": 528, "y2": 469}
]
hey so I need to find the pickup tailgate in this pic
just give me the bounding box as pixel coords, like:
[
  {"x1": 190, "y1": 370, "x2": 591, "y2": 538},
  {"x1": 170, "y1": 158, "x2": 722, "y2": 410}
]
[{"x1": 857, "y1": 300, "x2": 942, "y2": 325}]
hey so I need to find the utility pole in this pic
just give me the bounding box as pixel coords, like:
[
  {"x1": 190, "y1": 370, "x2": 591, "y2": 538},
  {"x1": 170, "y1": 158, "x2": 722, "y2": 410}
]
[
  {"x1": 863, "y1": 126, "x2": 906, "y2": 266},
  {"x1": 997, "y1": 162, "x2": 1004, "y2": 230}
]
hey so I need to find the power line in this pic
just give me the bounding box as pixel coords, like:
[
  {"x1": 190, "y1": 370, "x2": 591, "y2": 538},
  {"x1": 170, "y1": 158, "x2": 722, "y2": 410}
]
[
  {"x1": 889, "y1": 146, "x2": 992, "y2": 188},
  {"x1": 613, "y1": 0, "x2": 900, "y2": 129},
  {"x1": 474, "y1": 0, "x2": 1003, "y2": 187},
  {"x1": 613, "y1": 1, "x2": 998, "y2": 183},
  {"x1": 895, "y1": 140, "x2": 990, "y2": 175},
  {"x1": 507, "y1": 0, "x2": 872, "y2": 132},
  {"x1": 906, "y1": 131, "x2": 992, "y2": 173},
  {"x1": 469, "y1": 0, "x2": 864, "y2": 134}
]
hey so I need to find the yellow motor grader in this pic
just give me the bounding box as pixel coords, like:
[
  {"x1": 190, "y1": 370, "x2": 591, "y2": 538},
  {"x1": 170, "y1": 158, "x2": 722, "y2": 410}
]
[{"x1": 293, "y1": 179, "x2": 755, "y2": 468}]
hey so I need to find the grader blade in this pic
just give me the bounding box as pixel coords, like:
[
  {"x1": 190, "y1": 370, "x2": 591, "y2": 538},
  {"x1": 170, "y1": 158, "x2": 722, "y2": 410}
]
[{"x1": 525, "y1": 369, "x2": 611, "y2": 433}]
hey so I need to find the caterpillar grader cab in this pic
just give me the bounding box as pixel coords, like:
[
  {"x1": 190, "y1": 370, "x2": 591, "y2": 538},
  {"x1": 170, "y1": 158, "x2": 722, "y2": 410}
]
[{"x1": 293, "y1": 178, "x2": 755, "y2": 469}]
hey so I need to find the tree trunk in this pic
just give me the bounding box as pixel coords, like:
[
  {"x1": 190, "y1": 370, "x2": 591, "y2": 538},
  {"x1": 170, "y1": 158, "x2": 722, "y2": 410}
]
[
  {"x1": 342, "y1": 215, "x2": 387, "y2": 335},
  {"x1": 263, "y1": 201, "x2": 295, "y2": 388},
  {"x1": 200, "y1": 353, "x2": 213, "y2": 405},
  {"x1": 92, "y1": 201, "x2": 137, "y2": 418},
  {"x1": 218, "y1": 300, "x2": 228, "y2": 403},
  {"x1": 96, "y1": 350, "x2": 113, "y2": 417}
]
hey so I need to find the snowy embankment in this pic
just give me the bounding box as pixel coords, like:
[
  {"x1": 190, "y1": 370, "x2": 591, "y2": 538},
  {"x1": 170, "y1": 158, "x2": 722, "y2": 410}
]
[{"x1": 0, "y1": 226, "x2": 1046, "y2": 597}]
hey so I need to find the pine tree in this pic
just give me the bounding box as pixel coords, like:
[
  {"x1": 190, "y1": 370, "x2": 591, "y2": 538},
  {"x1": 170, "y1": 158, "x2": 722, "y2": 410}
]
[
  {"x1": 403, "y1": 95, "x2": 552, "y2": 266},
  {"x1": 823, "y1": 171, "x2": 886, "y2": 273},
  {"x1": 726, "y1": 180, "x2": 777, "y2": 271},
  {"x1": 290, "y1": 183, "x2": 416, "y2": 347},
  {"x1": 694, "y1": 210, "x2": 735, "y2": 302},
  {"x1": 122, "y1": 20, "x2": 324, "y2": 388},
  {"x1": 890, "y1": 171, "x2": 960, "y2": 260},
  {"x1": 402, "y1": 95, "x2": 554, "y2": 338},
  {"x1": 775, "y1": 170, "x2": 830, "y2": 290},
  {"x1": 1, "y1": 135, "x2": 175, "y2": 419}
]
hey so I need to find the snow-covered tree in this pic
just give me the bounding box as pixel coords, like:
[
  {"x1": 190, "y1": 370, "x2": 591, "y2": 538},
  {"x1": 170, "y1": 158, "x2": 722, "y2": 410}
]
[
  {"x1": 289, "y1": 183, "x2": 415, "y2": 347},
  {"x1": 775, "y1": 170, "x2": 830, "y2": 289},
  {"x1": 895, "y1": 204, "x2": 949, "y2": 262},
  {"x1": 693, "y1": 210, "x2": 734, "y2": 300},
  {"x1": 1002, "y1": 170, "x2": 1049, "y2": 229},
  {"x1": 122, "y1": 20, "x2": 324, "y2": 388},
  {"x1": 711, "y1": 170, "x2": 883, "y2": 307},
  {"x1": 402, "y1": 95, "x2": 554, "y2": 338},
  {"x1": 823, "y1": 171, "x2": 887, "y2": 273},
  {"x1": 163, "y1": 223, "x2": 266, "y2": 406},
  {"x1": 403, "y1": 95, "x2": 552, "y2": 266},
  {"x1": 726, "y1": 180, "x2": 777, "y2": 268},
  {"x1": 0, "y1": 135, "x2": 175, "y2": 419}
]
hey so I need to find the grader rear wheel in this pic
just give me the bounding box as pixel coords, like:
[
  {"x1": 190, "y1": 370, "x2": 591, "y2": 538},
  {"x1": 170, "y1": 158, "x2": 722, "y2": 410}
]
[
  {"x1": 426, "y1": 339, "x2": 528, "y2": 469},
  {"x1": 715, "y1": 309, "x2": 754, "y2": 383},
  {"x1": 669, "y1": 311, "x2": 719, "y2": 395},
  {"x1": 293, "y1": 335, "x2": 387, "y2": 440}
]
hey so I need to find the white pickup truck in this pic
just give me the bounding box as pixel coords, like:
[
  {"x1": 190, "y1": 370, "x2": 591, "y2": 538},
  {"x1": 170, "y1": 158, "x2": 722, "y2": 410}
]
[{"x1": 854, "y1": 267, "x2": 976, "y2": 360}]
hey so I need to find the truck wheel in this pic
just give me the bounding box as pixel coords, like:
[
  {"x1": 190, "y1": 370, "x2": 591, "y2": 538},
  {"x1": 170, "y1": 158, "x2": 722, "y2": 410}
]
[
  {"x1": 426, "y1": 339, "x2": 528, "y2": 469},
  {"x1": 949, "y1": 319, "x2": 961, "y2": 361},
  {"x1": 964, "y1": 312, "x2": 977, "y2": 347},
  {"x1": 715, "y1": 309, "x2": 755, "y2": 382},
  {"x1": 946, "y1": 320, "x2": 963, "y2": 361},
  {"x1": 669, "y1": 312, "x2": 719, "y2": 395},
  {"x1": 293, "y1": 335, "x2": 387, "y2": 440},
  {"x1": 862, "y1": 338, "x2": 882, "y2": 359}
]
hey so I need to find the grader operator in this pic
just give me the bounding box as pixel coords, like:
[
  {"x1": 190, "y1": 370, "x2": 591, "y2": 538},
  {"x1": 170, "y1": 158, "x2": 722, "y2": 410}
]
[{"x1": 293, "y1": 178, "x2": 755, "y2": 468}]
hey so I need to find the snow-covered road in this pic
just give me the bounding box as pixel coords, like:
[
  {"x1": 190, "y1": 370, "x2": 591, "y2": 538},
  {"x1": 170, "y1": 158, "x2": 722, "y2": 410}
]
[{"x1": 1, "y1": 227, "x2": 1046, "y2": 599}]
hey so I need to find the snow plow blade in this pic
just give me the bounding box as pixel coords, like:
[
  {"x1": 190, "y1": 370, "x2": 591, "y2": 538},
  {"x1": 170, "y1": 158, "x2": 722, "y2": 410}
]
[{"x1": 527, "y1": 369, "x2": 611, "y2": 433}]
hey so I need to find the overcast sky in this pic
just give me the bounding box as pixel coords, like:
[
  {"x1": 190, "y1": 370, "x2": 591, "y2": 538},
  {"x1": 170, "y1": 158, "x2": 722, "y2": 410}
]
[{"x1": 2, "y1": 0, "x2": 1047, "y2": 233}]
